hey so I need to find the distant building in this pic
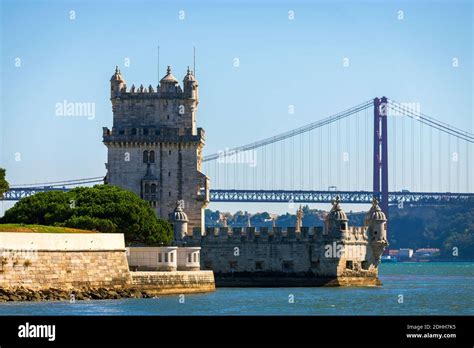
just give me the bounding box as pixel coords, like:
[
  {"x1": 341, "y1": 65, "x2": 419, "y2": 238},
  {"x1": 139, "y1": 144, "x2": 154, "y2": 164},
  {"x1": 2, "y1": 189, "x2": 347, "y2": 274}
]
[
  {"x1": 415, "y1": 248, "x2": 440, "y2": 260},
  {"x1": 398, "y1": 248, "x2": 414, "y2": 260},
  {"x1": 388, "y1": 249, "x2": 399, "y2": 257}
]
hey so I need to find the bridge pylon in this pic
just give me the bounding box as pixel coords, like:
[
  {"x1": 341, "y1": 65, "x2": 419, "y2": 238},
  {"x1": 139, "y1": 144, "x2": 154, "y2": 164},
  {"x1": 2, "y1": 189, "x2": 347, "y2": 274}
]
[{"x1": 373, "y1": 97, "x2": 389, "y2": 238}]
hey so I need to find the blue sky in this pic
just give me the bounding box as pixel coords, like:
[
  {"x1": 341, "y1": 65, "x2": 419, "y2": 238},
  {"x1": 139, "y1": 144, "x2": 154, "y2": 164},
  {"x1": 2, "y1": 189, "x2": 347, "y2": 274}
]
[{"x1": 0, "y1": 0, "x2": 472, "y2": 215}]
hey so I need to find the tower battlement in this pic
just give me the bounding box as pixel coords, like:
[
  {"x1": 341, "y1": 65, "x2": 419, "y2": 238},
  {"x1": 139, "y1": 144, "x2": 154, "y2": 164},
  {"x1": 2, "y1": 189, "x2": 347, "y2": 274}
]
[
  {"x1": 110, "y1": 65, "x2": 197, "y2": 97},
  {"x1": 112, "y1": 83, "x2": 195, "y2": 100},
  {"x1": 185, "y1": 225, "x2": 369, "y2": 243}
]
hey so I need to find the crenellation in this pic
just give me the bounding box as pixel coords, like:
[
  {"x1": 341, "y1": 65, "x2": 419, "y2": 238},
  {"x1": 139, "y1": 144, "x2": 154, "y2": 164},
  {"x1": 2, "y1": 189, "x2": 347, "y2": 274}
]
[
  {"x1": 287, "y1": 227, "x2": 297, "y2": 240},
  {"x1": 272, "y1": 227, "x2": 283, "y2": 241},
  {"x1": 246, "y1": 227, "x2": 256, "y2": 240},
  {"x1": 300, "y1": 226, "x2": 309, "y2": 239},
  {"x1": 232, "y1": 227, "x2": 244, "y2": 238},
  {"x1": 218, "y1": 227, "x2": 230, "y2": 239}
]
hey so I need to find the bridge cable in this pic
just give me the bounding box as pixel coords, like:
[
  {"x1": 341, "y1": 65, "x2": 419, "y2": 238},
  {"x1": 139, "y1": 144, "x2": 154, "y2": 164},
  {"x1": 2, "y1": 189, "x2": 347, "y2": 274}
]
[{"x1": 202, "y1": 99, "x2": 373, "y2": 162}]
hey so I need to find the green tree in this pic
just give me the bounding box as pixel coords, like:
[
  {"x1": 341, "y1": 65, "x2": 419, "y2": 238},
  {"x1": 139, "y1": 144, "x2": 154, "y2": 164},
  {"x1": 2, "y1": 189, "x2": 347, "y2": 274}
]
[
  {"x1": 1, "y1": 185, "x2": 173, "y2": 245},
  {"x1": 0, "y1": 168, "x2": 9, "y2": 198}
]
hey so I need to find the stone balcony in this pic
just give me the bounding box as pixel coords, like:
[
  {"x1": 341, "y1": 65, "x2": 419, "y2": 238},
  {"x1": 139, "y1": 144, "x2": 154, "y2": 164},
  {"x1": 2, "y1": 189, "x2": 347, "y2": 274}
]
[{"x1": 103, "y1": 127, "x2": 205, "y2": 144}]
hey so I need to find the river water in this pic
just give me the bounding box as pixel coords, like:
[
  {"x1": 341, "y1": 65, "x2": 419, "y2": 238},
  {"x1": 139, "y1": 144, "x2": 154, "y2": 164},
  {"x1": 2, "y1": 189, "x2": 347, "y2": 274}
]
[{"x1": 0, "y1": 262, "x2": 472, "y2": 315}]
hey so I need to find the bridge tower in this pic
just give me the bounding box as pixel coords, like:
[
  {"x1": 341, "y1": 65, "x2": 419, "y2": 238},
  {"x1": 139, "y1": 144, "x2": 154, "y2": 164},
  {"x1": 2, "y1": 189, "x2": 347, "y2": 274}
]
[
  {"x1": 373, "y1": 97, "x2": 389, "y2": 237},
  {"x1": 103, "y1": 65, "x2": 210, "y2": 234}
]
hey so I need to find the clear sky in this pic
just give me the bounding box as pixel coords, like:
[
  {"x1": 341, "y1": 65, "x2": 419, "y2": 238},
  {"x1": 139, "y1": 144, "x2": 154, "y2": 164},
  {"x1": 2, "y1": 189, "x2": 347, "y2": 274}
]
[{"x1": 0, "y1": 0, "x2": 472, "y2": 215}]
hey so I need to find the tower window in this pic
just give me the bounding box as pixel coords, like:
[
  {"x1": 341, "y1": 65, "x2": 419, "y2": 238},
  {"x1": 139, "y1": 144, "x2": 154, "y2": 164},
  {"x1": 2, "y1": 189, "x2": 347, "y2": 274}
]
[
  {"x1": 151, "y1": 184, "x2": 157, "y2": 193},
  {"x1": 145, "y1": 184, "x2": 150, "y2": 193},
  {"x1": 167, "y1": 115, "x2": 170, "y2": 120},
  {"x1": 169, "y1": 192, "x2": 171, "y2": 197},
  {"x1": 143, "y1": 128, "x2": 149, "y2": 135},
  {"x1": 143, "y1": 150, "x2": 149, "y2": 163},
  {"x1": 168, "y1": 172, "x2": 171, "y2": 177},
  {"x1": 149, "y1": 150, "x2": 155, "y2": 163},
  {"x1": 131, "y1": 128, "x2": 137, "y2": 135},
  {"x1": 168, "y1": 150, "x2": 172, "y2": 155}
]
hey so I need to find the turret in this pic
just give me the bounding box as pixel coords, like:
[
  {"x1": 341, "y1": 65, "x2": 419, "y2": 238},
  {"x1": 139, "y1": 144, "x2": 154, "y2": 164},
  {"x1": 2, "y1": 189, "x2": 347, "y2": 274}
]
[
  {"x1": 366, "y1": 197, "x2": 387, "y2": 243},
  {"x1": 183, "y1": 66, "x2": 199, "y2": 100},
  {"x1": 172, "y1": 201, "x2": 189, "y2": 241},
  {"x1": 324, "y1": 196, "x2": 348, "y2": 238},
  {"x1": 160, "y1": 66, "x2": 179, "y2": 94},
  {"x1": 110, "y1": 66, "x2": 126, "y2": 99}
]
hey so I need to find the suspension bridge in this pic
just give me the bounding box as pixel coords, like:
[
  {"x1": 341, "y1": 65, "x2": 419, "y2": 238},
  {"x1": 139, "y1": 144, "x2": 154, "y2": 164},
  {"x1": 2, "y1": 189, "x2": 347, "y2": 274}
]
[{"x1": 3, "y1": 98, "x2": 474, "y2": 216}]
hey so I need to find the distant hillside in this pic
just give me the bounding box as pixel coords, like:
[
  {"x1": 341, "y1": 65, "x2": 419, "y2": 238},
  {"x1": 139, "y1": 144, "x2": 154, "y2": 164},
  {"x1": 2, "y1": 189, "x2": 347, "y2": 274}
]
[{"x1": 205, "y1": 204, "x2": 474, "y2": 259}]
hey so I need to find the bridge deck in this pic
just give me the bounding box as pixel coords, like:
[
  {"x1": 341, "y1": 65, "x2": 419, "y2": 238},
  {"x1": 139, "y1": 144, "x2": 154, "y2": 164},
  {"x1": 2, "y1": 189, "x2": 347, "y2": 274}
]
[{"x1": 3, "y1": 187, "x2": 474, "y2": 204}]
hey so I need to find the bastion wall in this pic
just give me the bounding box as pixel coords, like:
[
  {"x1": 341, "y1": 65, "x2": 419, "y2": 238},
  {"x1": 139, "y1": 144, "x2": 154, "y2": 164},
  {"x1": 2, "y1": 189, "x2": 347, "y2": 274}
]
[{"x1": 0, "y1": 233, "x2": 131, "y2": 290}]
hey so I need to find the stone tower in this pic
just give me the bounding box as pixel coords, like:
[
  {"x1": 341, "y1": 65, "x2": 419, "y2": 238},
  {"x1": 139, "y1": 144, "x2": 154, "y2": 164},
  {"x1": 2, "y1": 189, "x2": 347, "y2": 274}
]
[{"x1": 103, "y1": 65, "x2": 209, "y2": 233}]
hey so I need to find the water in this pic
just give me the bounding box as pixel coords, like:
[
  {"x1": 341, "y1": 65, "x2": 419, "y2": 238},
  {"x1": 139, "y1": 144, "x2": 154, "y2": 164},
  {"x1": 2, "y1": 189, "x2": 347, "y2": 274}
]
[{"x1": 0, "y1": 262, "x2": 472, "y2": 315}]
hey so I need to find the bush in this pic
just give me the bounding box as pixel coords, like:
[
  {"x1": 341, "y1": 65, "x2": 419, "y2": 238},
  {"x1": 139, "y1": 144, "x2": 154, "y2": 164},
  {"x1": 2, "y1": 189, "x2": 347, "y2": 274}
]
[{"x1": 1, "y1": 185, "x2": 173, "y2": 245}]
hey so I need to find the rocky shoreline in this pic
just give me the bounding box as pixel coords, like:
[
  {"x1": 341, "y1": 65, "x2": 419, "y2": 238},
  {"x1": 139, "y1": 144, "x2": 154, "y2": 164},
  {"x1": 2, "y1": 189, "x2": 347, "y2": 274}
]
[{"x1": 0, "y1": 287, "x2": 160, "y2": 302}]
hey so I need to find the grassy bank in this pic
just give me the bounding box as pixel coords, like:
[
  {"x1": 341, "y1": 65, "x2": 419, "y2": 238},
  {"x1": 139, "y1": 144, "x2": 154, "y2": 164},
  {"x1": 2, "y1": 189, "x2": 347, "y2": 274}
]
[{"x1": 0, "y1": 224, "x2": 96, "y2": 233}]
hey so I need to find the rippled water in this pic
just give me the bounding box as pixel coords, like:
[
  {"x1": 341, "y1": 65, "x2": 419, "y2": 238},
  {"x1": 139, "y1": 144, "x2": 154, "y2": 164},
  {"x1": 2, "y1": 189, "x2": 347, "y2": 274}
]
[{"x1": 0, "y1": 262, "x2": 472, "y2": 315}]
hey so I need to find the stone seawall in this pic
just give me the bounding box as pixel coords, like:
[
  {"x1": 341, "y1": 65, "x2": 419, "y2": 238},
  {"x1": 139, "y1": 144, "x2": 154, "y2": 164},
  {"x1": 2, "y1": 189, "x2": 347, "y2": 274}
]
[
  {"x1": 0, "y1": 250, "x2": 132, "y2": 290},
  {"x1": 0, "y1": 233, "x2": 131, "y2": 290},
  {"x1": 0, "y1": 232, "x2": 215, "y2": 301},
  {"x1": 131, "y1": 271, "x2": 215, "y2": 295}
]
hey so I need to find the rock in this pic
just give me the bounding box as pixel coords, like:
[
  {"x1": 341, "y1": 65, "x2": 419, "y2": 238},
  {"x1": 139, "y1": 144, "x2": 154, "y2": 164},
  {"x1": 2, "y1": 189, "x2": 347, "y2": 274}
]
[{"x1": 90, "y1": 291, "x2": 102, "y2": 300}]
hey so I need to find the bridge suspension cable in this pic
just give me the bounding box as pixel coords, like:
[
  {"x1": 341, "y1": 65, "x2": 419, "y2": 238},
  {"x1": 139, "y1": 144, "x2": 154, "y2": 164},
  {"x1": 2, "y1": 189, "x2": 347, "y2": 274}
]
[
  {"x1": 387, "y1": 99, "x2": 474, "y2": 143},
  {"x1": 10, "y1": 176, "x2": 104, "y2": 188},
  {"x1": 202, "y1": 99, "x2": 373, "y2": 162}
]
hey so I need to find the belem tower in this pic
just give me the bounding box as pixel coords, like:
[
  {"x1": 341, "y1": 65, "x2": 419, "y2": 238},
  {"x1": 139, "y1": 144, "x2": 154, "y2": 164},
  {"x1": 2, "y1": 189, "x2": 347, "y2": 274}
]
[
  {"x1": 104, "y1": 66, "x2": 209, "y2": 232},
  {"x1": 103, "y1": 66, "x2": 388, "y2": 286}
]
